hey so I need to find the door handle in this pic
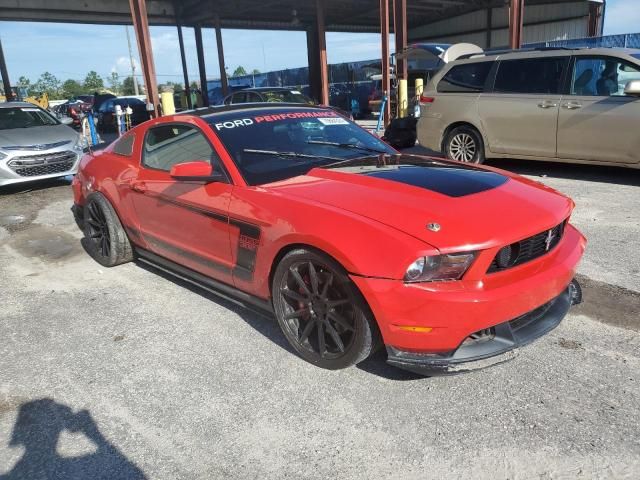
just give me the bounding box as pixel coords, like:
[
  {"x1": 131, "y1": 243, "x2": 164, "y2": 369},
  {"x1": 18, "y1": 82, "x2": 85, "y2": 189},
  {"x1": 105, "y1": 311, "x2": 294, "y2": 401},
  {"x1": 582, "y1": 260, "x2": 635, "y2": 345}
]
[
  {"x1": 563, "y1": 102, "x2": 583, "y2": 110},
  {"x1": 537, "y1": 101, "x2": 559, "y2": 109},
  {"x1": 130, "y1": 181, "x2": 147, "y2": 193}
]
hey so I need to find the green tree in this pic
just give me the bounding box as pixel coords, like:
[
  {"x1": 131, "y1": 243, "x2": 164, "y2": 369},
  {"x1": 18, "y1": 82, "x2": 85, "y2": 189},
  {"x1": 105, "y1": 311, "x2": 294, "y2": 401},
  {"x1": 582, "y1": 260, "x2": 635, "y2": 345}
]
[
  {"x1": 189, "y1": 81, "x2": 199, "y2": 91},
  {"x1": 232, "y1": 66, "x2": 247, "y2": 77},
  {"x1": 33, "y1": 72, "x2": 62, "y2": 99},
  {"x1": 250, "y1": 69, "x2": 260, "y2": 75},
  {"x1": 109, "y1": 71, "x2": 121, "y2": 95},
  {"x1": 62, "y1": 79, "x2": 84, "y2": 98},
  {"x1": 121, "y1": 76, "x2": 137, "y2": 95},
  {"x1": 17, "y1": 76, "x2": 31, "y2": 87},
  {"x1": 83, "y1": 71, "x2": 104, "y2": 92}
]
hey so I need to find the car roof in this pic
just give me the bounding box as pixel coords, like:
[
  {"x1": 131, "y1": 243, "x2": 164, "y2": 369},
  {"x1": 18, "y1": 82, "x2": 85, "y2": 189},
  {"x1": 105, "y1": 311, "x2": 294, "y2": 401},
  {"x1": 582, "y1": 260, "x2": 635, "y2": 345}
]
[
  {"x1": 180, "y1": 103, "x2": 330, "y2": 120},
  {"x1": 0, "y1": 101, "x2": 40, "y2": 109},
  {"x1": 452, "y1": 47, "x2": 640, "y2": 64}
]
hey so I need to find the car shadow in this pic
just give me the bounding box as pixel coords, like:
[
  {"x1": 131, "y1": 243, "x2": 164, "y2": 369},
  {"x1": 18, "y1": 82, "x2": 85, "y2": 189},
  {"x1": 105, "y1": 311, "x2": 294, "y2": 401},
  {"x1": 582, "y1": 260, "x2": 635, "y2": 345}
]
[
  {"x1": 0, "y1": 177, "x2": 72, "y2": 196},
  {"x1": 0, "y1": 398, "x2": 146, "y2": 480},
  {"x1": 399, "y1": 144, "x2": 640, "y2": 187},
  {"x1": 485, "y1": 159, "x2": 640, "y2": 187},
  {"x1": 134, "y1": 260, "x2": 425, "y2": 382}
]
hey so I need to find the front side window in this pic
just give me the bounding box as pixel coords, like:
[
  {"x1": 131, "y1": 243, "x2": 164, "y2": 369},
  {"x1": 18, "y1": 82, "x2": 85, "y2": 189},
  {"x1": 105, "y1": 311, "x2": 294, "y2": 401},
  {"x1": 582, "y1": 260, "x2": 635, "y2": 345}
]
[
  {"x1": 143, "y1": 124, "x2": 224, "y2": 175},
  {"x1": 0, "y1": 106, "x2": 59, "y2": 130},
  {"x1": 494, "y1": 57, "x2": 568, "y2": 94},
  {"x1": 571, "y1": 57, "x2": 640, "y2": 96},
  {"x1": 437, "y1": 62, "x2": 493, "y2": 93}
]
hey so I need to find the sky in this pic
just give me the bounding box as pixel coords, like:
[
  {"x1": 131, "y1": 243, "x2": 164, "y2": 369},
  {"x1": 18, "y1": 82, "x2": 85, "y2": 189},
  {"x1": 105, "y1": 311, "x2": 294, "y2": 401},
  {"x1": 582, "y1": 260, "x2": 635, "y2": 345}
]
[{"x1": 0, "y1": 0, "x2": 636, "y2": 86}]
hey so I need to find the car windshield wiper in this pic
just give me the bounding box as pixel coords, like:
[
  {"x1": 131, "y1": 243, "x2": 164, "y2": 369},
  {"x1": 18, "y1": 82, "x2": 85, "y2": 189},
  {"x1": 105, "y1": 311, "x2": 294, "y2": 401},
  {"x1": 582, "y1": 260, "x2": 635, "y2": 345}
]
[
  {"x1": 242, "y1": 148, "x2": 341, "y2": 163},
  {"x1": 306, "y1": 140, "x2": 389, "y2": 155}
]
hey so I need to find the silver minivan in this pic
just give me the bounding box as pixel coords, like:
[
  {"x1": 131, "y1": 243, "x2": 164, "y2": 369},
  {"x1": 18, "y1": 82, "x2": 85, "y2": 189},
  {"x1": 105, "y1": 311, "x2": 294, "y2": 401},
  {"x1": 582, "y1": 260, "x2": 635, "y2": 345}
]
[{"x1": 416, "y1": 47, "x2": 640, "y2": 168}]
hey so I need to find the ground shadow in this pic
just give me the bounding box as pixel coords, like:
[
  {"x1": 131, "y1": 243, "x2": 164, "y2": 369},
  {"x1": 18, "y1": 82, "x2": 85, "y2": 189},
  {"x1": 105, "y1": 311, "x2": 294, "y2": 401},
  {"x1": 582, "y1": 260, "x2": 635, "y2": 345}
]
[
  {"x1": 0, "y1": 398, "x2": 145, "y2": 480},
  {"x1": 485, "y1": 158, "x2": 640, "y2": 187},
  {"x1": 0, "y1": 177, "x2": 72, "y2": 196},
  {"x1": 135, "y1": 260, "x2": 423, "y2": 381}
]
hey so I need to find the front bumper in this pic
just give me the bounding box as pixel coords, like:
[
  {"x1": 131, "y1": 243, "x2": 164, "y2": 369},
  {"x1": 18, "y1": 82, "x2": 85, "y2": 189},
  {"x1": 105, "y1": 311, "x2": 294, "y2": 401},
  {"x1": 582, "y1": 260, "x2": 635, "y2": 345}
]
[
  {"x1": 387, "y1": 282, "x2": 576, "y2": 375},
  {"x1": 0, "y1": 150, "x2": 80, "y2": 187}
]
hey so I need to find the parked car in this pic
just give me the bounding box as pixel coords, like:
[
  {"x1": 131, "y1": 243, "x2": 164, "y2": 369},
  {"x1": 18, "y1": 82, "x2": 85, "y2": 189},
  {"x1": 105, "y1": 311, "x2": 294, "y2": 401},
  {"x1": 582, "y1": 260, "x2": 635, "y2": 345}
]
[
  {"x1": 417, "y1": 47, "x2": 640, "y2": 167},
  {"x1": 96, "y1": 97, "x2": 150, "y2": 131},
  {"x1": 0, "y1": 102, "x2": 83, "y2": 187},
  {"x1": 72, "y1": 103, "x2": 585, "y2": 375},
  {"x1": 220, "y1": 87, "x2": 353, "y2": 119}
]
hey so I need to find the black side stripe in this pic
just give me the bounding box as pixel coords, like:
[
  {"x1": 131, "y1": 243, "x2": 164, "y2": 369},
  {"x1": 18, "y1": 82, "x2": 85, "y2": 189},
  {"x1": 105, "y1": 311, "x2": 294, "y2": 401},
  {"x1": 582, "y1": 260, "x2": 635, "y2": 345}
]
[{"x1": 132, "y1": 191, "x2": 262, "y2": 280}]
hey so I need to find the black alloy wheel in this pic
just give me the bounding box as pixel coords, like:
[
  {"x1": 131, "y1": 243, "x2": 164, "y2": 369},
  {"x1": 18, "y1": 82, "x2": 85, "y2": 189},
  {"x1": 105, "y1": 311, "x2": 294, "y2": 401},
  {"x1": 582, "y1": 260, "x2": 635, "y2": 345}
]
[
  {"x1": 83, "y1": 193, "x2": 133, "y2": 267},
  {"x1": 272, "y1": 249, "x2": 378, "y2": 369}
]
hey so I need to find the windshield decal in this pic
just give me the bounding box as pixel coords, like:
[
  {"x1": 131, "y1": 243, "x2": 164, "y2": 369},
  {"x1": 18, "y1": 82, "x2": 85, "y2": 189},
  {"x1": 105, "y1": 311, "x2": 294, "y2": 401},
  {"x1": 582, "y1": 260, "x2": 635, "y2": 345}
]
[
  {"x1": 214, "y1": 111, "x2": 339, "y2": 130},
  {"x1": 317, "y1": 117, "x2": 349, "y2": 125}
]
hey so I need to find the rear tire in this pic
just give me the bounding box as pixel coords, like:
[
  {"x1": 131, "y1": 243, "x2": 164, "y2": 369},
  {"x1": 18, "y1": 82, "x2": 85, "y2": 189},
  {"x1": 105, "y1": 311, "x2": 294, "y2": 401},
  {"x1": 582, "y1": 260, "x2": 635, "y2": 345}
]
[
  {"x1": 272, "y1": 248, "x2": 379, "y2": 370},
  {"x1": 445, "y1": 125, "x2": 485, "y2": 164},
  {"x1": 83, "y1": 192, "x2": 133, "y2": 267}
]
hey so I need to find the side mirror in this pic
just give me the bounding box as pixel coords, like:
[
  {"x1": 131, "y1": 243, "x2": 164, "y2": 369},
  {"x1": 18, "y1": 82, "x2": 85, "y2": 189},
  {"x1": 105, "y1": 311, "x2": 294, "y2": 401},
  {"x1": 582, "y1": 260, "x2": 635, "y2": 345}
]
[
  {"x1": 624, "y1": 80, "x2": 640, "y2": 96},
  {"x1": 169, "y1": 161, "x2": 218, "y2": 181}
]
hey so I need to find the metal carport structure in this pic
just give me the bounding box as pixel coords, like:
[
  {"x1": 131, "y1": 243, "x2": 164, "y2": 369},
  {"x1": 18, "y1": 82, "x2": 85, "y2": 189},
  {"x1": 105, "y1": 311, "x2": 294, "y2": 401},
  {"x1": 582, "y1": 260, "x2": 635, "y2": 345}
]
[{"x1": 0, "y1": 0, "x2": 605, "y2": 125}]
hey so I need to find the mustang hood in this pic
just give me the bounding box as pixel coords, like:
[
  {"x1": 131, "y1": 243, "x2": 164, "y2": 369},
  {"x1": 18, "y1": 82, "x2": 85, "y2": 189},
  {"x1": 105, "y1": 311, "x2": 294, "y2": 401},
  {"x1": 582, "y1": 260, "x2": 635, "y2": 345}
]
[{"x1": 267, "y1": 156, "x2": 573, "y2": 251}]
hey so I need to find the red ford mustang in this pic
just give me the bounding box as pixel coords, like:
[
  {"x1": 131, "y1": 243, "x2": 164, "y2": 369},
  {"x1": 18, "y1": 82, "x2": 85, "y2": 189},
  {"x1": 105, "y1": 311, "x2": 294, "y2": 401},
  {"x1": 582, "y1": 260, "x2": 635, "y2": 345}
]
[{"x1": 72, "y1": 104, "x2": 586, "y2": 375}]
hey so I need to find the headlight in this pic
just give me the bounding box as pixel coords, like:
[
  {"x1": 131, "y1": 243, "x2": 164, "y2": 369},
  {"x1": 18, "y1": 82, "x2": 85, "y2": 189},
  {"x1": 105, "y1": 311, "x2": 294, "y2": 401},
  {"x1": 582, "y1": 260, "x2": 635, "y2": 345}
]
[
  {"x1": 404, "y1": 253, "x2": 476, "y2": 283},
  {"x1": 73, "y1": 134, "x2": 88, "y2": 152}
]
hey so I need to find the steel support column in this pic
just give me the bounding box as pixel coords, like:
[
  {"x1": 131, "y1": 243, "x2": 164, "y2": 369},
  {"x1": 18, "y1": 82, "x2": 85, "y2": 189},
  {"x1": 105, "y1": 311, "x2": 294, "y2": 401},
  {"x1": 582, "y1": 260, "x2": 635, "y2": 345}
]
[
  {"x1": 380, "y1": 0, "x2": 391, "y2": 126},
  {"x1": 176, "y1": 25, "x2": 192, "y2": 109},
  {"x1": 0, "y1": 36, "x2": 12, "y2": 101},
  {"x1": 306, "y1": 0, "x2": 329, "y2": 105},
  {"x1": 587, "y1": 1, "x2": 603, "y2": 37},
  {"x1": 215, "y1": 17, "x2": 229, "y2": 97},
  {"x1": 129, "y1": 0, "x2": 160, "y2": 116},
  {"x1": 194, "y1": 25, "x2": 209, "y2": 107},
  {"x1": 486, "y1": 7, "x2": 492, "y2": 49},
  {"x1": 508, "y1": 0, "x2": 524, "y2": 50},
  {"x1": 393, "y1": 0, "x2": 407, "y2": 81},
  {"x1": 317, "y1": 0, "x2": 329, "y2": 105}
]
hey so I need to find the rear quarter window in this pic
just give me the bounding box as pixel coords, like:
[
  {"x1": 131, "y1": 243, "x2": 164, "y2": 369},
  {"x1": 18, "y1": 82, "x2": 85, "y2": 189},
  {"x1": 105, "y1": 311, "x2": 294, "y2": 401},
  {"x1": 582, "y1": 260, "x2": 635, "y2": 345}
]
[
  {"x1": 437, "y1": 62, "x2": 493, "y2": 93},
  {"x1": 112, "y1": 134, "x2": 135, "y2": 156}
]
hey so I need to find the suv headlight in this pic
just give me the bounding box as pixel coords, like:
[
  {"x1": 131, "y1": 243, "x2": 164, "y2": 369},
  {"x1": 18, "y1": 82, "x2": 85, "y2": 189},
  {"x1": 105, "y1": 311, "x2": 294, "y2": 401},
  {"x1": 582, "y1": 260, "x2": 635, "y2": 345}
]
[
  {"x1": 73, "y1": 134, "x2": 88, "y2": 152},
  {"x1": 404, "y1": 253, "x2": 476, "y2": 283}
]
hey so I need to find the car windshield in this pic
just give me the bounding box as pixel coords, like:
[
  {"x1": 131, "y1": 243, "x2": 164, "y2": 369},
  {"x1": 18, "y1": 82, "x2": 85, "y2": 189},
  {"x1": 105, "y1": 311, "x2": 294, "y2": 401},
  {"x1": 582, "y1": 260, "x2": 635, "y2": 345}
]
[
  {"x1": 207, "y1": 108, "x2": 395, "y2": 185},
  {"x1": 632, "y1": 54, "x2": 640, "y2": 62},
  {"x1": 260, "y1": 90, "x2": 313, "y2": 104},
  {"x1": 0, "y1": 106, "x2": 59, "y2": 130}
]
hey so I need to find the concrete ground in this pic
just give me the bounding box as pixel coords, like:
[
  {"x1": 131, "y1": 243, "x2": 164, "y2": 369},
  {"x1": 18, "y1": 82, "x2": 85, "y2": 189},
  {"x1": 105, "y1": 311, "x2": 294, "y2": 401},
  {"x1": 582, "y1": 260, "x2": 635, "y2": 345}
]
[{"x1": 1, "y1": 158, "x2": 639, "y2": 479}]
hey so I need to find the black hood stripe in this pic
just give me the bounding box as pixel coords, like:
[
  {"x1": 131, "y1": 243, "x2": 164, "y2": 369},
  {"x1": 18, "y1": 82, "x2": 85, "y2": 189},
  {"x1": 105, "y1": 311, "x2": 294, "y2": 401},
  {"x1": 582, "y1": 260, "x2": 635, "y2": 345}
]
[{"x1": 353, "y1": 158, "x2": 508, "y2": 197}]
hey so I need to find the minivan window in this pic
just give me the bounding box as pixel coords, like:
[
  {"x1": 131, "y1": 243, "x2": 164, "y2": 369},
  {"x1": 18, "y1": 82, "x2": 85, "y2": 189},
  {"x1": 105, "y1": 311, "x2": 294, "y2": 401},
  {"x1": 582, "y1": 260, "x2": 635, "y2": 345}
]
[
  {"x1": 437, "y1": 62, "x2": 493, "y2": 93},
  {"x1": 494, "y1": 57, "x2": 567, "y2": 94},
  {"x1": 571, "y1": 57, "x2": 640, "y2": 96}
]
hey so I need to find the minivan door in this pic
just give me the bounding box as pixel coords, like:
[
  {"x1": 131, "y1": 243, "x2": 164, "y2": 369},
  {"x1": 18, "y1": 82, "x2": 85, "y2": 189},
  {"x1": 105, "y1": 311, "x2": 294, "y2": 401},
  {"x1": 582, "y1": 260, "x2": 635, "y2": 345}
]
[
  {"x1": 557, "y1": 56, "x2": 640, "y2": 164},
  {"x1": 478, "y1": 56, "x2": 568, "y2": 158}
]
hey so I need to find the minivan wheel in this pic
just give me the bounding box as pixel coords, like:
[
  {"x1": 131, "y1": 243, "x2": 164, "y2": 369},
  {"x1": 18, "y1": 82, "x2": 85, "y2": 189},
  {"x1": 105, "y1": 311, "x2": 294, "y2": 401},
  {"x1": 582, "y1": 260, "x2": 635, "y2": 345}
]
[{"x1": 445, "y1": 126, "x2": 485, "y2": 164}]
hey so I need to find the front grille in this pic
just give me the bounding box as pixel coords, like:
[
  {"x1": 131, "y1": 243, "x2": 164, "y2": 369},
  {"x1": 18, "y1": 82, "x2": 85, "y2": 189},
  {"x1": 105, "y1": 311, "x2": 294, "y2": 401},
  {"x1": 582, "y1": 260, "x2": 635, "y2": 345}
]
[
  {"x1": 488, "y1": 221, "x2": 566, "y2": 273},
  {"x1": 7, "y1": 151, "x2": 77, "y2": 177}
]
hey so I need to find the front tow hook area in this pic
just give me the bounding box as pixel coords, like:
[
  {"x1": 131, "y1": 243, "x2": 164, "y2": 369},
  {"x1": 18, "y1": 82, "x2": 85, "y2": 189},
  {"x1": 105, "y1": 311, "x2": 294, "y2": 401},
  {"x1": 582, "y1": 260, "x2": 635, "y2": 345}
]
[{"x1": 569, "y1": 278, "x2": 583, "y2": 306}]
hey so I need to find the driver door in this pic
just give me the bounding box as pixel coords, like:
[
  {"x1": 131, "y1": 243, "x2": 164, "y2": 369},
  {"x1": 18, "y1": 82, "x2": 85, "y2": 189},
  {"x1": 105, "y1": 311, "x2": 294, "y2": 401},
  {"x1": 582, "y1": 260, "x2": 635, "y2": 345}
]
[
  {"x1": 129, "y1": 122, "x2": 235, "y2": 285},
  {"x1": 557, "y1": 55, "x2": 640, "y2": 164}
]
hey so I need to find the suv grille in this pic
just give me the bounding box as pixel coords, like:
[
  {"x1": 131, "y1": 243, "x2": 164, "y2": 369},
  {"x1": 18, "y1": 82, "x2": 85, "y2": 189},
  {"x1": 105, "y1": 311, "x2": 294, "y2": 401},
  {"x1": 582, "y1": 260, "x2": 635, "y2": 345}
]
[
  {"x1": 7, "y1": 151, "x2": 77, "y2": 177},
  {"x1": 488, "y1": 221, "x2": 566, "y2": 273}
]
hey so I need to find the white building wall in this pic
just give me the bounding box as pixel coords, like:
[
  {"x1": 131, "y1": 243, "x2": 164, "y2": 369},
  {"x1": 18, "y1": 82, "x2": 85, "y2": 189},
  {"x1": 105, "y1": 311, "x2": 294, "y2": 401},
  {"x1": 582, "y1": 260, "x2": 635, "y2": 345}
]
[{"x1": 409, "y1": 1, "x2": 591, "y2": 49}]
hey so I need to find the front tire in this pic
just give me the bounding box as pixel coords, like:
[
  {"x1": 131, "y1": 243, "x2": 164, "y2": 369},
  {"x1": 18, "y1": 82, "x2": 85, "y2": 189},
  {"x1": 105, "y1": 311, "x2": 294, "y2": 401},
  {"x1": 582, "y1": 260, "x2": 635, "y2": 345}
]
[
  {"x1": 445, "y1": 125, "x2": 485, "y2": 164},
  {"x1": 272, "y1": 249, "x2": 378, "y2": 370},
  {"x1": 83, "y1": 193, "x2": 133, "y2": 267}
]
